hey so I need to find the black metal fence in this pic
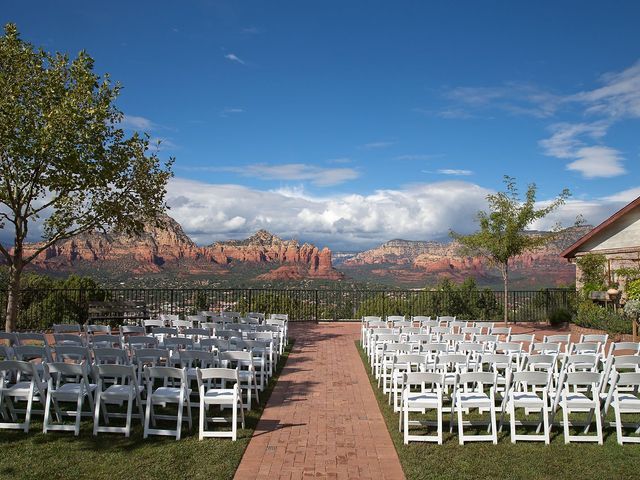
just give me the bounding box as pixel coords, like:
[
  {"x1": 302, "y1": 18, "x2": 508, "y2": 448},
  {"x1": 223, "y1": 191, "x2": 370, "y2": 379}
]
[{"x1": 0, "y1": 287, "x2": 577, "y2": 330}]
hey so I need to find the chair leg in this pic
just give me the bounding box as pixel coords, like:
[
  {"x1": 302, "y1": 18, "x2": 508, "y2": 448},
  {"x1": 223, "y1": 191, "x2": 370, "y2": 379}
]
[
  {"x1": 125, "y1": 392, "x2": 134, "y2": 438},
  {"x1": 615, "y1": 406, "x2": 623, "y2": 445},
  {"x1": 24, "y1": 389, "x2": 34, "y2": 433},
  {"x1": 43, "y1": 391, "x2": 52, "y2": 434},
  {"x1": 93, "y1": 390, "x2": 101, "y2": 436},
  {"x1": 199, "y1": 401, "x2": 205, "y2": 441},
  {"x1": 75, "y1": 394, "x2": 84, "y2": 436},
  {"x1": 186, "y1": 393, "x2": 192, "y2": 430},
  {"x1": 143, "y1": 394, "x2": 152, "y2": 439},
  {"x1": 510, "y1": 401, "x2": 517, "y2": 444},
  {"x1": 562, "y1": 405, "x2": 570, "y2": 444},
  {"x1": 232, "y1": 400, "x2": 237, "y2": 441},
  {"x1": 457, "y1": 399, "x2": 465, "y2": 445},
  {"x1": 176, "y1": 395, "x2": 184, "y2": 441},
  {"x1": 543, "y1": 405, "x2": 550, "y2": 445},
  {"x1": 437, "y1": 403, "x2": 443, "y2": 445}
]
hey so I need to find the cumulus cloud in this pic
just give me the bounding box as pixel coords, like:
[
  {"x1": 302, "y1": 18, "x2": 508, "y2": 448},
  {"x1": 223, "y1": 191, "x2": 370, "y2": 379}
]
[{"x1": 165, "y1": 177, "x2": 493, "y2": 249}]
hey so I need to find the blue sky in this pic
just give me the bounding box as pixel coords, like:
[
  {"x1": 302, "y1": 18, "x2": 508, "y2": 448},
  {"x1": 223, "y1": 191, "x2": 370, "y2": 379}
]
[{"x1": 3, "y1": 1, "x2": 640, "y2": 250}]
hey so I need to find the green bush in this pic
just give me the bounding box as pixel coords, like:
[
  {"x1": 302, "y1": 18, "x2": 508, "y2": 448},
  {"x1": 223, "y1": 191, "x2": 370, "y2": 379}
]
[
  {"x1": 573, "y1": 300, "x2": 632, "y2": 334},
  {"x1": 549, "y1": 307, "x2": 572, "y2": 325},
  {"x1": 576, "y1": 253, "x2": 607, "y2": 295},
  {"x1": 626, "y1": 278, "x2": 640, "y2": 301}
]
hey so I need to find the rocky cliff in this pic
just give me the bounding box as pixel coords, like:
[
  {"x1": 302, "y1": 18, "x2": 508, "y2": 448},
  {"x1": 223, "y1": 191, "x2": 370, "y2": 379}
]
[
  {"x1": 342, "y1": 226, "x2": 591, "y2": 287},
  {"x1": 22, "y1": 218, "x2": 343, "y2": 280}
]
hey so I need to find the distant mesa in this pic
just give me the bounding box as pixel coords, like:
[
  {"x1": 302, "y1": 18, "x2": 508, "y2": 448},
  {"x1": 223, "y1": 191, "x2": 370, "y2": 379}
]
[{"x1": 20, "y1": 214, "x2": 344, "y2": 281}]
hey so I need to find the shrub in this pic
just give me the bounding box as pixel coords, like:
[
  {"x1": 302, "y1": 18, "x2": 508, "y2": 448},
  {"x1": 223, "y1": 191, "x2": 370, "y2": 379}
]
[
  {"x1": 626, "y1": 278, "x2": 640, "y2": 301},
  {"x1": 576, "y1": 253, "x2": 607, "y2": 295},
  {"x1": 549, "y1": 307, "x2": 572, "y2": 325},
  {"x1": 573, "y1": 300, "x2": 632, "y2": 334}
]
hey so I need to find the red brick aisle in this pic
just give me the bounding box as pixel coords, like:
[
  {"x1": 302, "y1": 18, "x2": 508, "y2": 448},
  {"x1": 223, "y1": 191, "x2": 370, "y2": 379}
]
[{"x1": 234, "y1": 322, "x2": 405, "y2": 480}]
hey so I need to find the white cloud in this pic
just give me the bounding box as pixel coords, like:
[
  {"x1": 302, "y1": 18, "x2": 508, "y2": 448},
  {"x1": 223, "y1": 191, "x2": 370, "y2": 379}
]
[
  {"x1": 198, "y1": 163, "x2": 359, "y2": 187},
  {"x1": 566, "y1": 146, "x2": 625, "y2": 178},
  {"x1": 437, "y1": 169, "x2": 473, "y2": 176},
  {"x1": 121, "y1": 114, "x2": 155, "y2": 131},
  {"x1": 394, "y1": 154, "x2": 444, "y2": 161},
  {"x1": 165, "y1": 177, "x2": 492, "y2": 249},
  {"x1": 224, "y1": 53, "x2": 246, "y2": 65},
  {"x1": 220, "y1": 107, "x2": 245, "y2": 117}
]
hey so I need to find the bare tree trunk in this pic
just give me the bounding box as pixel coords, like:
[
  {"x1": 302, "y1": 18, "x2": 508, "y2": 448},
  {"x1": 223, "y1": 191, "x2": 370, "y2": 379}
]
[
  {"x1": 5, "y1": 262, "x2": 22, "y2": 332},
  {"x1": 502, "y1": 262, "x2": 509, "y2": 326}
]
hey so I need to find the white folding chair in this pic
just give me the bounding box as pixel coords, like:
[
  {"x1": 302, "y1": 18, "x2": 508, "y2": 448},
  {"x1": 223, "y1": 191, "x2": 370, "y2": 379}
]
[
  {"x1": 505, "y1": 370, "x2": 552, "y2": 444},
  {"x1": 559, "y1": 371, "x2": 603, "y2": 444},
  {"x1": 93, "y1": 364, "x2": 144, "y2": 437},
  {"x1": 605, "y1": 372, "x2": 640, "y2": 445},
  {"x1": 196, "y1": 367, "x2": 245, "y2": 440},
  {"x1": 0, "y1": 360, "x2": 47, "y2": 432},
  {"x1": 143, "y1": 366, "x2": 192, "y2": 440},
  {"x1": 454, "y1": 371, "x2": 498, "y2": 444},
  {"x1": 402, "y1": 372, "x2": 445, "y2": 444},
  {"x1": 219, "y1": 351, "x2": 259, "y2": 410},
  {"x1": 43, "y1": 361, "x2": 97, "y2": 436}
]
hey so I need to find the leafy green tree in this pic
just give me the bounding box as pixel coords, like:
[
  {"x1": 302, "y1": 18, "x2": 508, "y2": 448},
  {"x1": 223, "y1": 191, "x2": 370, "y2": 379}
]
[
  {"x1": 0, "y1": 24, "x2": 173, "y2": 331},
  {"x1": 451, "y1": 176, "x2": 570, "y2": 324}
]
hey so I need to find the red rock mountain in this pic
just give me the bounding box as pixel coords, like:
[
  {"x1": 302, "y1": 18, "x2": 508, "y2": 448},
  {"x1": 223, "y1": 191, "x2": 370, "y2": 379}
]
[
  {"x1": 22, "y1": 216, "x2": 343, "y2": 280},
  {"x1": 341, "y1": 226, "x2": 591, "y2": 287}
]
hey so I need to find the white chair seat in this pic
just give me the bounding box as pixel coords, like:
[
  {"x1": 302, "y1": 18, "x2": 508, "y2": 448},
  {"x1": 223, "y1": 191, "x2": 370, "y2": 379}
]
[
  {"x1": 611, "y1": 394, "x2": 640, "y2": 410},
  {"x1": 563, "y1": 392, "x2": 595, "y2": 407},
  {"x1": 511, "y1": 392, "x2": 544, "y2": 406},
  {"x1": 53, "y1": 383, "x2": 97, "y2": 400},
  {"x1": 202, "y1": 389, "x2": 236, "y2": 404},
  {"x1": 101, "y1": 384, "x2": 144, "y2": 401},
  {"x1": 152, "y1": 387, "x2": 192, "y2": 400},
  {"x1": 406, "y1": 392, "x2": 439, "y2": 407},
  {"x1": 458, "y1": 392, "x2": 491, "y2": 407},
  {"x1": 5, "y1": 382, "x2": 34, "y2": 397}
]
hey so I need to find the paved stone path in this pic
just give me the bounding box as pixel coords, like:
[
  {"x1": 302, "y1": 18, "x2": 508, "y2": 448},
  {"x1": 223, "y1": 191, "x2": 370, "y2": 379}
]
[{"x1": 234, "y1": 322, "x2": 405, "y2": 480}]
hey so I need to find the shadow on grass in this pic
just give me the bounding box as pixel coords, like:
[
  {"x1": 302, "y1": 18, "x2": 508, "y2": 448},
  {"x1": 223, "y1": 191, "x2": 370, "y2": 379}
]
[
  {"x1": 355, "y1": 340, "x2": 640, "y2": 480},
  {"x1": 0, "y1": 339, "x2": 296, "y2": 480}
]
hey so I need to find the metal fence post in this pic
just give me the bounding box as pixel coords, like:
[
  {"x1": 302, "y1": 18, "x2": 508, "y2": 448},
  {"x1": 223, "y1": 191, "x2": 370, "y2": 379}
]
[{"x1": 315, "y1": 289, "x2": 319, "y2": 322}]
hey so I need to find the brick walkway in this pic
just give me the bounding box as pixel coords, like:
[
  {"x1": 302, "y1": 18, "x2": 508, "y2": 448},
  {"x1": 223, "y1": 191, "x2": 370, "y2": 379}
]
[{"x1": 234, "y1": 322, "x2": 405, "y2": 480}]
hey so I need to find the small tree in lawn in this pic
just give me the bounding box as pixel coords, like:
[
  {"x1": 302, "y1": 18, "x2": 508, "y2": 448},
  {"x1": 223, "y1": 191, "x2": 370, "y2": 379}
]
[
  {"x1": 450, "y1": 176, "x2": 570, "y2": 325},
  {"x1": 0, "y1": 24, "x2": 173, "y2": 331}
]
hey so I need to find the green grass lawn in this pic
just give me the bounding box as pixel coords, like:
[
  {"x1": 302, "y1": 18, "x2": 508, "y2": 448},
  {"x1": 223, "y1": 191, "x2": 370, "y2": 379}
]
[
  {"x1": 356, "y1": 342, "x2": 640, "y2": 480},
  {"x1": 0, "y1": 342, "x2": 293, "y2": 480}
]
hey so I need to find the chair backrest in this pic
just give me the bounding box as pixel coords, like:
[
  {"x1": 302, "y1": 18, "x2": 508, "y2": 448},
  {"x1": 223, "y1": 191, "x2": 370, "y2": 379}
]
[
  {"x1": 530, "y1": 342, "x2": 560, "y2": 354},
  {"x1": 119, "y1": 325, "x2": 146, "y2": 338},
  {"x1": 569, "y1": 342, "x2": 601, "y2": 355},
  {"x1": 184, "y1": 328, "x2": 210, "y2": 339},
  {"x1": 178, "y1": 350, "x2": 216, "y2": 368},
  {"x1": 411, "y1": 316, "x2": 430, "y2": 323},
  {"x1": 171, "y1": 319, "x2": 193, "y2": 329},
  {"x1": 53, "y1": 333, "x2": 85, "y2": 346},
  {"x1": 159, "y1": 314, "x2": 179, "y2": 323},
  {"x1": 456, "y1": 371, "x2": 497, "y2": 390},
  {"x1": 608, "y1": 342, "x2": 640, "y2": 356},
  {"x1": 84, "y1": 324, "x2": 110, "y2": 335},
  {"x1": 151, "y1": 327, "x2": 178, "y2": 337},
  {"x1": 91, "y1": 334, "x2": 123, "y2": 348},
  {"x1": 404, "y1": 371, "x2": 444, "y2": 388},
  {"x1": 564, "y1": 371, "x2": 602, "y2": 389},
  {"x1": 456, "y1": 342, "x2": 484, "y2": 355},
  {"x1": 163, "y1": 337, "x2": 194, "y2": 351},
  {"x1": 199, "y1": 338, "x2": 229, "y2": 352},
  {"x1": 143, "y1": 319, "x2": 165, "y2": 329},
  {"x1": 562, "y1": 353, "x2": 600, "y2": 372},
  {"x1": 133, "y1": 348, "x2": 170, "y2": 366},
  {"x1": 219, "y1": 350, "x2": 253, "y2": 368},
  {"x1": 580, "y1": 333, "x2": 608, "y2": 345},
  {"x1": 509, "y1": 370, "x2": 551, "y2": 391},
  {"x1": 543, "y1": 334, "x2": 570, "y2": 345},
  {"x1": 473, "y1": 334, "x2": 498, "y2": 346},
  {"x1": 53, "y1": 345, "x2": 91, "y2": 363},
  {"x1": 196, "y1": 367, "x2": 239, "y2": 386},
  {"x1": 430, "y1": 326, "x2": 451, "y2": 336},
  {"x1": 393, "y1": 354, "x2": 427, "y2": 369},
  {"x1": 127, "y1": 336, "x2": 159, "y2": 349},
  {"x1": 478, "y1": 353, "x2": 511, "y2": 371},
  {"x1": 490, "y1": 326, "x2": 512, "y2": 337},
  {"x1": 45, "y1": 361, "x2": 92, "y2": 385},
  {"x1": 186, "y1": 315, "x2": 206, "y2": 325},
  {"x1": 510, "y1": 333, "x2": 535, "y2": 345},
  {"x1": 93, "y1": 347, "x2": 130, "y2": 365},
  {"x1": 53, "y1": 324, "x2": 81, "y2": 333},
  {"x1": 16, "y1": 332, "x2": 48, "y2": 346},
  {"x1": 95, "y1": 363, "x2": 138, "y2": 384},
  {"x1": 144, "y1": 365, "x2": 186, "y2": 383},
  {"x1": 0, "y1": 359, "x2": 41, "y2": 377},
  {"x1": 522, "y1": 353, "x2": 557, "y2": 371},
  {"x1": 387, "y1": 315, "x2": 406, "y2": 323},
  {"x1": 495, "y1": 342, "x2": 522, "y2": 354},
  {"x1": 269, "y1": 313, "x2": 288, "y2": 321},
  {"x1": 435, "y1": 353, "x2": 468, "y2": 372},
  {"x1": 0, "y1": 332, "x2": 18, "y2": 346},
  {"x1": 609, "y1": 355, "x2": 640, "y2": 372},
  {"x1": 437, "y1": 316, "x2": 456, "y2": 323},
  {"x1": 13, "y1": 344, "x2": 52, "y2": 363}
]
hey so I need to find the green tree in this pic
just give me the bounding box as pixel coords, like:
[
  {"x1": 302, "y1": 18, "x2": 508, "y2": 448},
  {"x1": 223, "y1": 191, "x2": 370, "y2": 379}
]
[
  {"x1": 576, "y1": 253, "x2": 607, "y2": 295},
  {"x1": 0, "y1": 24, "x2": 173, "y2": 331},
  {"x1": 451, "y1": 176, "x2": 570, "y2": 324}
]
